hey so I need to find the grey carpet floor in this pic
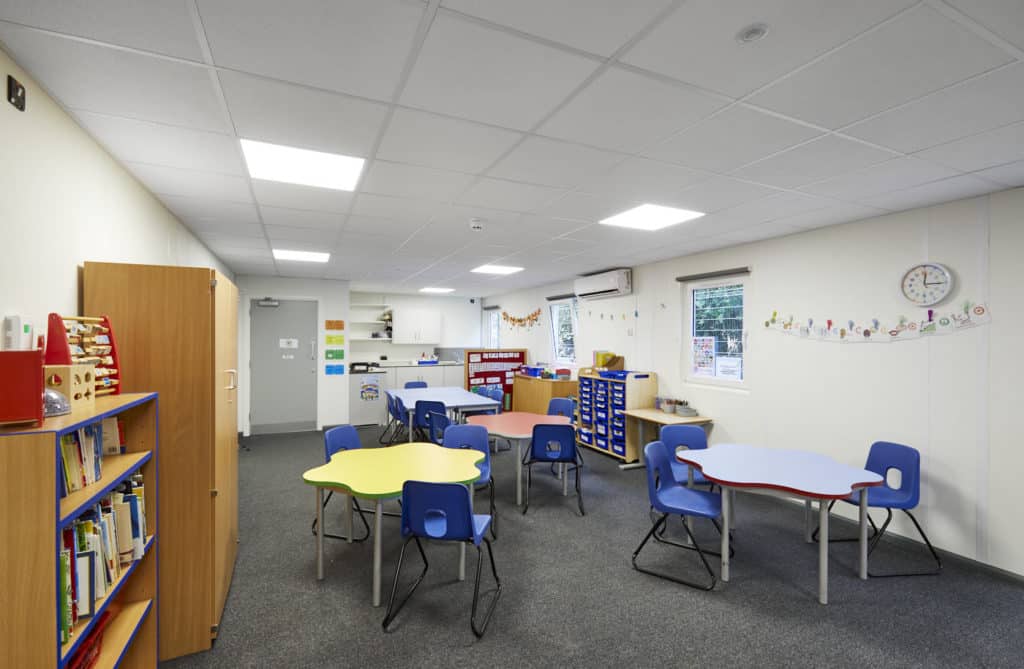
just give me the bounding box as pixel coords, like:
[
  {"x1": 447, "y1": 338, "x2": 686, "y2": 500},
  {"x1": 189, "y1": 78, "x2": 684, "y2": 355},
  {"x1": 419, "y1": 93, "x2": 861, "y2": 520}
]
[{"x1": 163, "y1": 429, "x2": 1023, "y2": 669}]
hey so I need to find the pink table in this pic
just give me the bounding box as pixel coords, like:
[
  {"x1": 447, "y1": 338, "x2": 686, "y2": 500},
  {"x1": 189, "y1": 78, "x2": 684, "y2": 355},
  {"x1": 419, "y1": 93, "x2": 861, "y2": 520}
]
[
  {"x1": 679, "y1": 443, "x2": 883, "y2": 604},
  {"x1": 467, "y1": 412, "x2": 571, "y2": 506}
]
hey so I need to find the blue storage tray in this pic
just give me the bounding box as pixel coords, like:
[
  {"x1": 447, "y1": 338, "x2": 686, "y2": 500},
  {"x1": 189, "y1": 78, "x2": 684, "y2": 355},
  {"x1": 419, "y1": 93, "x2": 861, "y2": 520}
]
[
  {"x1": 611, "y1": 441, "x2": 626, "y2": 456},
  {"x1": 578, "y1": 429, "x2": 593, "y2": 445},
  {"x1": 595, "y1": 436, "x2": 609, "y2": 450},
  {"x1": 611, "y1": 427, "x2": 625, "y2": 440}
]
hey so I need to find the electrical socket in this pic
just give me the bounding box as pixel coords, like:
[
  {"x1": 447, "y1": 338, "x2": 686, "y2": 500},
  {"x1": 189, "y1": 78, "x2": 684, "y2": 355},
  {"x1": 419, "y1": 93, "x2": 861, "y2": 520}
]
[{"x1": 7, "y1": 75, "x2": 26, "y2": 111}]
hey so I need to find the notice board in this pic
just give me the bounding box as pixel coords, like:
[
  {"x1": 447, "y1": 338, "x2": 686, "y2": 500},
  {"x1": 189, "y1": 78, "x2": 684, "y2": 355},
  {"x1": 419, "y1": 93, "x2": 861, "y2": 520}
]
[{"x1": 464, "y1": 348, "x2": 527, "y2": 412}]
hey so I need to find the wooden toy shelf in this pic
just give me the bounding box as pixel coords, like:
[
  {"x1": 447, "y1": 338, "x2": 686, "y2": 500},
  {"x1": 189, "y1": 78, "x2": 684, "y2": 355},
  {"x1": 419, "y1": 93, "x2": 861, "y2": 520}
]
[
  {"x1": 576, "y1": 369, "x2": 657, "y2": 463},
  {"x1": 0, "y1": 393, "x2": 158, "y2": 668}
]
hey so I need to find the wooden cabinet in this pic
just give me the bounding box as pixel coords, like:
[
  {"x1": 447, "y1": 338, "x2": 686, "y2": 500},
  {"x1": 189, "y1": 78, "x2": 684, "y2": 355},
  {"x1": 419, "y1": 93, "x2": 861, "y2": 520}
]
[
  {"x1": 0, "y1": 393, "x2": 159, "y2": 669},
  {"x1": 84, "y1": 262, "x2": 239, "y2": 661},
  {"x1": 391, "y1": 308, "x2": 441, "y2": 344},
  {"x1": 512, "y1": 374, "x2": 578, "y2": 415},
  {"x1": 577, "y1": 370, "x2": 657, "y2": 463}
]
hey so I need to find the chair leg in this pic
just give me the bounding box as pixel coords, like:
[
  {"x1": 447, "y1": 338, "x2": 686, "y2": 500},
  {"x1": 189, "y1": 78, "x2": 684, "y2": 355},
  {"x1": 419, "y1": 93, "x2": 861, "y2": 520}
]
[
  {"x1": 311, "y1": 492, "x2": 372, "y2": 542},
  {"x1": 470, "y1": 538, "x2": 503, "y2": 638},
  {"x1": 811, "y1": 499, "x2": 881, "y2": 544},
  {"x1": 382, "y1": 536, "x2": 429, "y2": 631},
  {"x1": 632, "y1": 514, "x2": 717, "y2": 591},
  {"x1": 650, "y1": 514, "x2": 734, "y2": 558},
  {"x1": 488, "y1": 477, "x2": 497, "y2": 540},
  {"x1": 866, "y1": 509, "x2": 943, "y2": 577},
  {"x1": 378, "y1": 419, "x2": 394, "y2": 445},
  {"x1": 575, "y1": 458, "x2": 584, "y2": 516}
]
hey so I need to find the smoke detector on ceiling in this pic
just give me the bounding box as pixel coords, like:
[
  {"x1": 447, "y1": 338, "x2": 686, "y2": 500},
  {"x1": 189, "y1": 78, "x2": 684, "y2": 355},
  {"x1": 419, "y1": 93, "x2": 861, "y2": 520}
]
[
  {"x1": 736, "y1": 22, "x2": 769, "y2": 43},
  {"x1": 469, "y1": 217, "x2": 485, "y2": 232}
]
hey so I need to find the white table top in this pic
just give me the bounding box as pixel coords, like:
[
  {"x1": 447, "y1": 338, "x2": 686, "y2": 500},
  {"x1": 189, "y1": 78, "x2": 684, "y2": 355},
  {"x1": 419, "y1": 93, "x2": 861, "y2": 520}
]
[
  {"x1": 678, "y1": 443, "x2": 883, "y2": 500},
  {"x1": 387, "y1": 386, "x2": 500, "y2": 411}
]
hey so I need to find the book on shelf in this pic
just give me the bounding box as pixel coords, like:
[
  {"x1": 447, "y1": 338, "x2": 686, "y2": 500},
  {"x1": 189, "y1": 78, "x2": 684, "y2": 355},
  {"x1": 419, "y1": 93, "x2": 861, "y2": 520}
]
[
  {"x1": 67, "y1": 603, "x2": 119, "y2": 669},
  {"x1": 59, "y1": 423, "x2": 105, "y2": 496},
  {"x1": 100, "y1": 416, "x2": 124, "y2": 455},
  {"x1": 60, "y1": 550, "x2": 72, "y2": 645}
]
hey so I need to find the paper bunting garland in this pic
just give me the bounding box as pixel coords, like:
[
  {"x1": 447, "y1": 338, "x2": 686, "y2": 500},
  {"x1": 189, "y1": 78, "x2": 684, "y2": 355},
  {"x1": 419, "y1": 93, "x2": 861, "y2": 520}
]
[
  {"x1": 502, "y1": 309, "x2": 542, "y2": 330},
  {"x1": 763, "y1": 301, "x2": 990, "y2": 343}
]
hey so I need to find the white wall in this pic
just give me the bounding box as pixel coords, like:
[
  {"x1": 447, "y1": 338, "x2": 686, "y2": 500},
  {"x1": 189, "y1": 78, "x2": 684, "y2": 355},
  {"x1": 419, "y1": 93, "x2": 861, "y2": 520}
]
[
  {"x1": 488, "y1": 187, "x2": 1023, "y2": 576},
  {"x1": 0, "y1": 47, "x2": 229, "y2": 335},
  {"x1": 350, "y1": 292, "x2": 482, "y2": 362},
  {"x1": 482, "y1": 281, "x2": 573, "y2": 366},
  {"x1": 236, "y1": 276, "x2": 350, "y2": 435}
]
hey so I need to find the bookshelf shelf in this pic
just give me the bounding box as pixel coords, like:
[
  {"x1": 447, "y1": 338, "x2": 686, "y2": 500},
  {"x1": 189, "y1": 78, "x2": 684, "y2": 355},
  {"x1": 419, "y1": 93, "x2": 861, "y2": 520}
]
[
  {"x1": 60, "y1": 452, "x2": 151, "y2": 524},
  {"x1": 92, "y1": 599, "x2": 153, "y2": 668},
  {"x1": 0, "y1": 392, "x2": 159, "y2": 669},
  {"x1": 60, "y1": 535, "x2": 155, "y2": 662}
]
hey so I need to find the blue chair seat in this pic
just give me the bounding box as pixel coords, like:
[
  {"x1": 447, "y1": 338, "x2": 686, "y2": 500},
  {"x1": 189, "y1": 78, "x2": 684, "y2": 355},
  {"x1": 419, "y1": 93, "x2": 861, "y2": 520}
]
[
  {"x1": 654, "y1": 485, "x2": 721, "y2": 518},
  {"x1": 472, "y1": 514, "x2": 492, "y2": 544},
  {"x1": 670, "y1": 461, "x2": 710, "y2": 486},
  {"x1": 843, "y1": 485, "x2": 914, "y2": 509}
]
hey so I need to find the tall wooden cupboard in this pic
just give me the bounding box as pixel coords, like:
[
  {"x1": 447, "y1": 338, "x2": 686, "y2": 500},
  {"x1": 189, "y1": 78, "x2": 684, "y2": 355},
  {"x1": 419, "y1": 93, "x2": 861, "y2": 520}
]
[{"x1": 84, "y1": 262, "x2": 239, "y2": 661}]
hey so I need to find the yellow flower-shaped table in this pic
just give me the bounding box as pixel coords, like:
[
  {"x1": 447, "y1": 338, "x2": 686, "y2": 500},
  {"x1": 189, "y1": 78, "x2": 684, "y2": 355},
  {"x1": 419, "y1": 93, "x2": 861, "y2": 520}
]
[{"x1": 303, "y1": 442, "x2": 483, "y2": 606}]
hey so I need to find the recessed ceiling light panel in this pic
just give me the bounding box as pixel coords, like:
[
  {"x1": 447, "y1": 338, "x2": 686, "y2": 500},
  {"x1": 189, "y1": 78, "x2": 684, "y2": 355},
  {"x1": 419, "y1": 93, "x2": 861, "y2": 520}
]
[
  {"x1": 599, "y1": 204, "x2": 705, "y2": 231},
  {"x1": 240, "y1": 138, "x2": 364, "y2": 191},
  {"x1": 273, "y1": 248, "x2": 330, "y2": 263},
  {"x1": 420, "y1": 287, "x2": 455, "y2": 293},
  {"x1": 471, "y1": 264, "x2": 524, "y2": 275}
]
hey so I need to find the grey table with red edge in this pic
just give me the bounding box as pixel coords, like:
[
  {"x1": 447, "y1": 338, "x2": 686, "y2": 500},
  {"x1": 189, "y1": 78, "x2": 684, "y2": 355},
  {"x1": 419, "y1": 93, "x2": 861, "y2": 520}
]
[{"x1": 678, "y1": 443, "x2": 884, "y2": 604}]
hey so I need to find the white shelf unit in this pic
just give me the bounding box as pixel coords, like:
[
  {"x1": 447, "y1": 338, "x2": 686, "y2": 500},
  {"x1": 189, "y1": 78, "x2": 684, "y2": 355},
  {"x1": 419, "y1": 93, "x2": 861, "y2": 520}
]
[{"x1": 350, "y1": 302, "x2": 392, "y2": 344}]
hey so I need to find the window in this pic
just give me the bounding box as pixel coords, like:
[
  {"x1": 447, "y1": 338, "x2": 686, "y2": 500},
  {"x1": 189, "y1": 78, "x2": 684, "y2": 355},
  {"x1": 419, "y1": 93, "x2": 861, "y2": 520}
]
[
  {"x1": 549, "y1": 300, "x2": 578, "y2": 364},
  {"x1": 485, "y1": 310, "x2": 500, "y2": 349},
  {"x1": 689, "y1": 281, "x2": 745, "y2": 382}
]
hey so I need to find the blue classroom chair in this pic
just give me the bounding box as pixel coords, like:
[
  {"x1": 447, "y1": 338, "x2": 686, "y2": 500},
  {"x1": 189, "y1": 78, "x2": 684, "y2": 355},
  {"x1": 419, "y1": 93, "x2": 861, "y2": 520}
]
[
  {"x1": 426, "y1": 411, "x2": 450, "y2": 445},
  {"x1": 404, "y1": 381, "x2": 428, "y2": 389},
  {"x1": 311, "y1": 425, "x2": 371, "y2": 542},
  {"x1": 632, "y1": 441, "x2": 727, "y2": 591},
  {"x1": 443, "y1": 424, "x2": 497, "y2": 538},
  {"x1": 659, "y1": 425, "x2": 713, "y2": 488},
  {"x1": 413, "y1": 400, "x2": 446, "y2": 441},
  {"x1": 522, "y1": 424, "x2": 584, "y2": 516},
  {"x1": 382, "y1": 481, "x2": 502, "y2": 638}
]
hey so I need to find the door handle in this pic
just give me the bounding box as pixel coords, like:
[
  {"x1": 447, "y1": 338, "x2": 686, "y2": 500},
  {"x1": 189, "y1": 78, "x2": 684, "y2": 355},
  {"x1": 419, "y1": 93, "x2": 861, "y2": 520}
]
[
  {"x1": 225, "y1": 369, "x2": 238, "y2": 390},
  {"x1": 310, "y1": 340, "x2": 316, "y2": 360}
]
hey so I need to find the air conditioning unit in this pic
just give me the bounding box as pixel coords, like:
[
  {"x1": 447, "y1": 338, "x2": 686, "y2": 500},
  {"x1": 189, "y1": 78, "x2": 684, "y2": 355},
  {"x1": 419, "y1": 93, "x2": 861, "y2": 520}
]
[{"x1": 573, "y1": 269, "x2": 632, "y2": 300}]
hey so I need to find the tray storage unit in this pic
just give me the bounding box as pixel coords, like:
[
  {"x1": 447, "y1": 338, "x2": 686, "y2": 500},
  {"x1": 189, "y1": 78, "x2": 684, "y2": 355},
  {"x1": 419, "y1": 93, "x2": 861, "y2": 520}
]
[{"x1": 575, "y1": 369, "x2": 658, "y2": 463}]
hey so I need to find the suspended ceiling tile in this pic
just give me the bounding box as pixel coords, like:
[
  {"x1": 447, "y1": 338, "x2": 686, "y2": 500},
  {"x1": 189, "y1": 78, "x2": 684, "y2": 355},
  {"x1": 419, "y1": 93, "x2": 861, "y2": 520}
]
[
  {"x1": 360, "y1": 160, "x2": 475, "y2": 202},
  {"x1": 196, "y1": 0, "x2": 425, "y2": 100},
  {"x1": 489, "y1": 136, "x2": 627, "y2": 189},
  {"x1": 456, "y1": 178, "x2": 565, "y2": 212},
  {"x1": 401, "y1": 12, "x2": 598, "y2": 130},
  {"x1": 644, "y1": 105, "x2": 822, "y2": 173},
  {"x1": 621, "y1": 0, "x2": 915, "y2": 97},
  {"x1": 731, "y1": 134, "x2": 895, "y2": 189},
  {"x1": 0, "y1": 24, "x2": 227, "y2": 131},
  {"x1": 126, "y1": 161, "x2": 253, "y2": 202},
  {"x1": 748, "y1": 4, "x2": 1012, "y2": 128},
  {"x1": 538, "y1": 66, "x2": 726, "y2": 153},
  {"x1": 250, "y1": 180, "x2": 354, "y2": 214}
]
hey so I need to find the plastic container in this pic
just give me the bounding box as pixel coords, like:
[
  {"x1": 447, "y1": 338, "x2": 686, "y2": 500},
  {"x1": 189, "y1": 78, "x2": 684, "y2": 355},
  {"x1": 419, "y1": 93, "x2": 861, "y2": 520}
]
[{"x1": 522, "y1": 366, "x2": 543, "y2": 377}]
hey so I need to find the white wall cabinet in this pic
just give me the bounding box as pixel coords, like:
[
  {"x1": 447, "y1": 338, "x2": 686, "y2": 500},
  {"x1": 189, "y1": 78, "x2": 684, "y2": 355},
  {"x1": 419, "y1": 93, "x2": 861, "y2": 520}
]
[
  {"x1": 392, "y1": 308, "x2": 442, "y2": 344},
  {"x1": 443, "y1": 364, "x2": 465, "y2": 389},
  {"x1": 393, "y1": 365, "x2": 446, "y2": 388}
]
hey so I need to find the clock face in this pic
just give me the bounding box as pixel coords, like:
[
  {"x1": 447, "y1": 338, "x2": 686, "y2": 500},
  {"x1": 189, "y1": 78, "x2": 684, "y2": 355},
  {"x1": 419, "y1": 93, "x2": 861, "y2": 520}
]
[{"x1": 901, "y1": 263, "x2": 953, "y2": 306}]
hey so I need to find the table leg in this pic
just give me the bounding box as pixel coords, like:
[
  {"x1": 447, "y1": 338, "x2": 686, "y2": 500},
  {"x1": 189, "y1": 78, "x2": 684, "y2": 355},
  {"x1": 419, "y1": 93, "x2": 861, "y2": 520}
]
[
  {"x1": 721, "y1": 486, "x2": 730, "y2": 582},
  {"x1": 685, "y1": 464, "x2": 695, "y2": 544},
  {"x1": 859, "y1": 488, "x2": 868, "y2": 580},
  {"x1": 345, "y1": 494, "x2": 353, "y2": 545},
  {"x1": 316, "y1": 487, "x2": 324, "y2": 580},
  {"x1": 516, "y1": 438, "x2": 524, "y2": 506},
  {"x1": 373, "y1": 500, "x2": 383, "y2": 607},
  {"x1": 619, "y1": 417, "x2": 645, "y2": 470},
  {"x1": 804, "y1": 500, "x2": 813, "y2": 543},
  {"x1": 729, "y1": 489, "x2": 736, "y2": 528},
  {"x1": 818, "y1": 499, "x2": 829, "y2": 605}
]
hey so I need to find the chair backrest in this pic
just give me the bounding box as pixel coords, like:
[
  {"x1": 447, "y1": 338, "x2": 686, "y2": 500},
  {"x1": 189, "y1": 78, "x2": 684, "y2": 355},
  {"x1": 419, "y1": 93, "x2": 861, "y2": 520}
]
[
  {"x1": 659, "y1": 425, "x2": 707, "y2": 462},
  {"x1": 865, "y1": 441, "x2": 921, "y2": 507},
  {"x1": 426, "y1": 411, "x2": 450, "y2": 445},
  {"x1": 393, "y1": 394, "x2": 408, "y2": 421},
  {"x1": 414, "y1": 400, "x2": 446, "y2": 428},
  {"x1": 486, "y1": 386, "x2": 504, "y2": 412},
  {"x1": 643, "y1": 440, "x2": 678, "y2": 503},
  {"x1": 385, "y1": 391, "x2": 396, "y2": 419},
  {"x1": 530, "y1": 424, "x2": 577, "y2": 462},
  {"x1": 324, "y1": 425, "x2": 361, "y2": 461},
  {"x1": 547, "y1": 397, "x2": 575, "y2": 420},
  {"x1": 401, "y1": 480, "x2": 474, "y2": 541},
  {"x1": 405, "y1": 380, "x2": 428, "y2": 389}
]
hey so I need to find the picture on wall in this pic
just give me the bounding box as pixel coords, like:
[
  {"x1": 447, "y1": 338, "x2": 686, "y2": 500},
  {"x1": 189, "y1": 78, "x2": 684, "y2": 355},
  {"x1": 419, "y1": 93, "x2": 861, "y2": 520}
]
[{"x1": 692, "y1": 336, "x2": 715, "y2": 376}]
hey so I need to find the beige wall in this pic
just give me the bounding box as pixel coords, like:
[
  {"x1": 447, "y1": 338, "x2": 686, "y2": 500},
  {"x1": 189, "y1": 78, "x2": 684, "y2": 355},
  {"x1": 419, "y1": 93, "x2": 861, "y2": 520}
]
[
  {"x1": 0, "y1": 46, "x2": 228, "y2": 335},
  {"x1": 490, "y1": 187, "x2": 1023, "y2": 576}
]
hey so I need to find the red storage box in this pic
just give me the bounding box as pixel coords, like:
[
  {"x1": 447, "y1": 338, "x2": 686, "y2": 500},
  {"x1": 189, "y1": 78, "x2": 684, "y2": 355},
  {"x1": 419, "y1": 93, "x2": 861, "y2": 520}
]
[{"x1": 0, "y1": 349, "x2": 44, "y2": 426}]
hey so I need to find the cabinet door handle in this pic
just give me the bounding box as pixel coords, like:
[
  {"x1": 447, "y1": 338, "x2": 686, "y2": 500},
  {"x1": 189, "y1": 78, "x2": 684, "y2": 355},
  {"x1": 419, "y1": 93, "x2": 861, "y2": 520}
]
[{"x1": 225, "y1": 369, "x2": 238, "y2": 391}]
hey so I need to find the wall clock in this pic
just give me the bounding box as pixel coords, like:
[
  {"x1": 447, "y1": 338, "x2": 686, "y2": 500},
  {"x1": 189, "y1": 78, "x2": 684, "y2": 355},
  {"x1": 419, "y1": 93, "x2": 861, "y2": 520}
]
[{"x1": 901, "y1": 263, "x2": 953, "y2": 306}]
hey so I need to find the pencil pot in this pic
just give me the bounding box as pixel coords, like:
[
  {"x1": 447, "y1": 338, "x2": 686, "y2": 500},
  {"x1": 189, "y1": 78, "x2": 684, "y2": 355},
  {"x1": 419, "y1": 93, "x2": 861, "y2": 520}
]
[{"x1": 0, "y1": 349, "x2": 45, "y2": 426}]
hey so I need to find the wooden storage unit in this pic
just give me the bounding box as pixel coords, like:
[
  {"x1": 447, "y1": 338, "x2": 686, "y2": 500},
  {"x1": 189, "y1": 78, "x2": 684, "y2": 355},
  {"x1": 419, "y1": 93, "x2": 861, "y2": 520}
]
[
  {"x1": 0, "y1": 393, "x2": 159, "y2": 669},
  {"x1": 576, "y1": 370, "x2": 657, "y2": 463},
  {"x1": 512, "y1": 374, "x2": 578, "y2": 415},
  {"x1": 84, "y1": 262, "x2": 239, "y2": 661}
]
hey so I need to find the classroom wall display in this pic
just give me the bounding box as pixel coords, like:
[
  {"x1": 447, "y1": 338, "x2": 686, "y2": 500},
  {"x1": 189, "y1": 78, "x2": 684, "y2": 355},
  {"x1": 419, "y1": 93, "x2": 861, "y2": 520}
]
[
  {"x1": 465, "y1": 349, "x2": 527, "y2": 410},
  {"x1": 501, "y1": 309, "x2": 542, "y2": 329},
  {"x1": 763, "y1": 302, "x2": 990, "y2": 343},
  {"x1": 691, "y1": 336, "x2": 715, "y2": 376}
]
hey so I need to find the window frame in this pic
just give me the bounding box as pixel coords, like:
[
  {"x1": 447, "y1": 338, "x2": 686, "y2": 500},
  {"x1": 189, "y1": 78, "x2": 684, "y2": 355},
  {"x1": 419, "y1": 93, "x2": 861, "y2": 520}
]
[
  {"x1": 483, "y1": 309, "x2": 501, "y2": 349},
  {"x1": 685, "y1": 277, "x2": 747, "y2": 387},
  {"x1": 548, "y1": 299, "x2": 578, "y2": 365}
]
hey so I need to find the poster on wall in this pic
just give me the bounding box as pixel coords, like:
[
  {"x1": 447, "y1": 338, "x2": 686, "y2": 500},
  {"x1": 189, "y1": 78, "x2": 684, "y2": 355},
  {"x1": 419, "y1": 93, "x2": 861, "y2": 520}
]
[
  {"x1": 359, "y1": 375, "x2": 380, "y2": 401},
  {"x1": 464, "y1": 349, "x2": 527, "y2": 410},
  {"x1": 692, "y1": 337, "x2": 715, "y2": 377},
  {"x1": 715, "y1": 356, "x2": 742, "y2": 380}
]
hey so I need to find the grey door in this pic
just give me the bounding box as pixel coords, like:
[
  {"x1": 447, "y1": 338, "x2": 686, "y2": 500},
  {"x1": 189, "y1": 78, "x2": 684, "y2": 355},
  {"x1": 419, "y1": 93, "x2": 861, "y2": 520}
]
[{"x1": 250, "y1": 299, "x2": 318, "y2": 434}]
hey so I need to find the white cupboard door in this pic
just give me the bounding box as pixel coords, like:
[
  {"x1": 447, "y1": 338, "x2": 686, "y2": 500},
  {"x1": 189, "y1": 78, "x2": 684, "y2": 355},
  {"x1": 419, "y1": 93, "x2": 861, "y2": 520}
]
[
  {"x1": 419, "y1": 311, "x2": 442, "y2": 344},
  {"x1": 391, "y1": 309, "x2": 419, "y2": 344},
  {"x1": 443, "y1": 364, "x2": 464, "y2": 389}
]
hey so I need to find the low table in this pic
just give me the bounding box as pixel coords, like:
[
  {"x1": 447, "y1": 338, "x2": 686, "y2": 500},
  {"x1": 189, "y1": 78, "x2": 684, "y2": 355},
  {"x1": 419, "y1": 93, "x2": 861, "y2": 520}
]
[
  {"x1": 466, "y1": 412, "x2": 571, "y2": 505},
  {"x1": 620, "y1": 408, "x2": 713, "y2": 470},
  {"x1": 678, "y1": 443, "x2": 883, "y2": 604},
  {"x1": 387, "y1": 387, "x2": 501, "y2": 440},
  {"x1": 302, "y1": 442, "x2": 483, "y2": 606}
]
